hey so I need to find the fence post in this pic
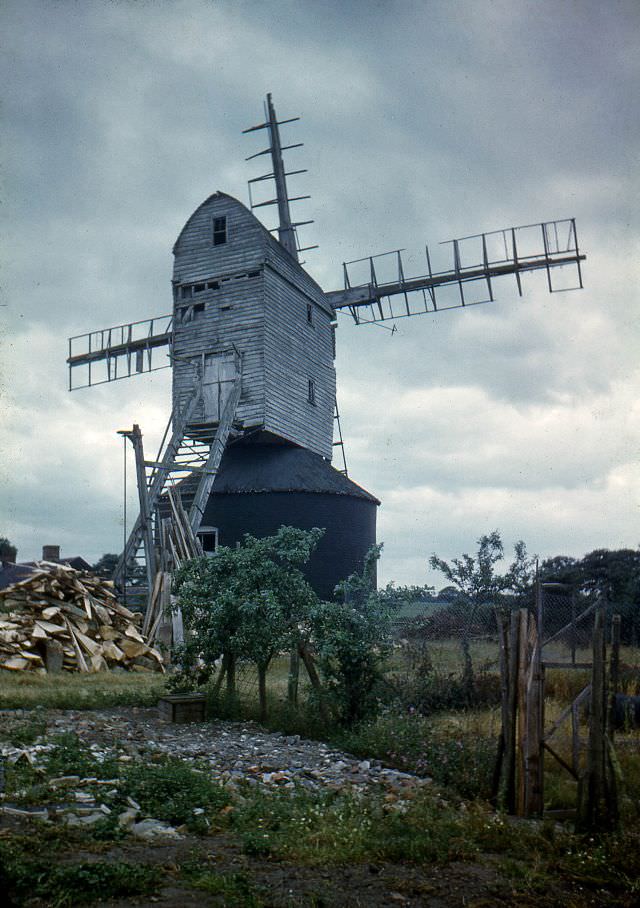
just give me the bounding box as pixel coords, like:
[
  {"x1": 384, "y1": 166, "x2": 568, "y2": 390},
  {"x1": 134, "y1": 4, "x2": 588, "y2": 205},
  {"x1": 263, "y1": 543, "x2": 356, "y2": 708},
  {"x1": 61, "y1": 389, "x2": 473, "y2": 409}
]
[
  {"x1": 578, "y1": 607, "x2": 606, "y2": 829},
  {"x1": 516, "y1": 609, "x2": 530, "y2": 816},
  {"x1": 608, "y1": 614, "x2": 621, "y2": 738},
  {"x1": 492, "y1": 610, "x2": 510, "y2": 805},
  {"x1": 524, "y1": 614, "x2": 544, "y2": 816},
  {"x1": 502, "y1": 609, "x2": 520, "y2": 813}
]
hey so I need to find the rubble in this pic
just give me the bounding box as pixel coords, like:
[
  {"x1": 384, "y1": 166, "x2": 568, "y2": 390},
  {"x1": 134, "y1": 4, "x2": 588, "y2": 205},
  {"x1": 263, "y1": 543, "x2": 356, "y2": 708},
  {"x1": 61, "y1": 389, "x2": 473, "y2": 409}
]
[
  {"x1": 0, "y1": 707, "x2": 433, "y2": 799},
  {"x1": 0, "y1": 562, "x2": 164, "y2": 673}
]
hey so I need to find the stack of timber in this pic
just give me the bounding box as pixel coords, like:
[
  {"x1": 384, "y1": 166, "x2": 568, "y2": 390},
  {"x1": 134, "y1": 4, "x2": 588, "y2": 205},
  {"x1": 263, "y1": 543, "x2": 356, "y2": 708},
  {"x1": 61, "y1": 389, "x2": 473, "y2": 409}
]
[
  {"x1": 0, "y1": 562, "x2": 164, "y2": 674},
  {"x1": 143, "y1": 486, "x2": 204, "y2": 647}
]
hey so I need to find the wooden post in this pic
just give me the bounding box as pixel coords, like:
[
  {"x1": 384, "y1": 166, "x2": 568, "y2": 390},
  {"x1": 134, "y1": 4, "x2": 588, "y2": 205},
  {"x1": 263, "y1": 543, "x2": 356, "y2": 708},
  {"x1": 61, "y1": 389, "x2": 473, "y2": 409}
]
[
  {"x1": 579, "y1": 607, "x2": 606, "y2": 829},
  {"x1": 257, "y1": 662, "x2": 268, "y2": 722},
  {"x1": 608, "y1": 614, "x2": 621, "y2": 738},
  {"x1": 492, "y1": 611, "x2": 510, "y2": 804},
  {"x1": 502, "y1": 609, "x2": 520, "y2": 813},
  {"x1": 524, "y1": 616, "x2": 544, "y2": 816},
  {"x1": 516, "y1": 609, "x2": 529, "y2": 815}
]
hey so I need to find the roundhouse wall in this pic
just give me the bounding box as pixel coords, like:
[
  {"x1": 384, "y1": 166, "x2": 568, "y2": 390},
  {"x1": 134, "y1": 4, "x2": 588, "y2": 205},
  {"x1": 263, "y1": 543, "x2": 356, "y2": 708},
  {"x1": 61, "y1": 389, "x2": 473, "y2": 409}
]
[{"x1": 202, "y1": 491, "x2": 377, "y2": 600}]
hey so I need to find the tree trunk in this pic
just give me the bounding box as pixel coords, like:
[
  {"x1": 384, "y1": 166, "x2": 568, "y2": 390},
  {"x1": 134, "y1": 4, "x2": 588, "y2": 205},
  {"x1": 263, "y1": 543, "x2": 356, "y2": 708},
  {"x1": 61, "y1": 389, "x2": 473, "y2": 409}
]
[{"x1": 299, "y1": 644, "x2": 329, "y2": 724}]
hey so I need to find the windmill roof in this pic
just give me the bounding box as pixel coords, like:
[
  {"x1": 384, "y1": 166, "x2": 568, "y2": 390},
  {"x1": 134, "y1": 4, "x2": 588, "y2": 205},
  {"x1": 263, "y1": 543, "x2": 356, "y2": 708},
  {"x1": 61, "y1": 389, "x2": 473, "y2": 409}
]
[{"x1": 176, "y1": 443, "x2": 379, "y2": 504}]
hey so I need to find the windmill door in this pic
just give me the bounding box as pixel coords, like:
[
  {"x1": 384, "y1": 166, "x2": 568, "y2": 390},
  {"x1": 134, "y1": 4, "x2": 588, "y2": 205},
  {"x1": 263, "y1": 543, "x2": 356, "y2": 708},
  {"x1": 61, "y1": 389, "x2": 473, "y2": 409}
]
[{"x1": 202, "y1": 351, "x2": 237, "y2": 421}]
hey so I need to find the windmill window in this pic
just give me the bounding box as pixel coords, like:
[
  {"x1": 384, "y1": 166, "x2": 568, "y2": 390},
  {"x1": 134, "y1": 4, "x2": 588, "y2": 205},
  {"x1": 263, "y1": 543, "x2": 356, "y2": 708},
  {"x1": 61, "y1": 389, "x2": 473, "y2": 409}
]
[
  {"x1": 194, "y1": 283, "x2": 205, "y2": 294},
  {"x1": 181, "y1": 285, "x2": 192, "y2": 300},
  {"x1": 213, "y1": 216, "x2": 227, "y2": 246},
  {"x1": 308, "y1": 379, "x2": 316, "y2": 405},
  {"x1": 207, "y1": 281, "x2": 220, "y2": 290},
  {"x1": 197, "y1": 526, "x2": 218, "y2": 555},
  {"x1": 307, "y1": 304, "x2": 313, "y2": 325},
  {"x1": 193, "y1": 303, "x2": 205, "y2": 315}
]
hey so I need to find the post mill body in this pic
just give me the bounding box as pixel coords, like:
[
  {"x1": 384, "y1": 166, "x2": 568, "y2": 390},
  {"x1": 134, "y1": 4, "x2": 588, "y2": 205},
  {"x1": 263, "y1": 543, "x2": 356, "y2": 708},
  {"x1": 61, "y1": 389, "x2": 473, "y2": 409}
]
[{"x1": 67, "y1": 94, "x2": 585, "y2": 609}]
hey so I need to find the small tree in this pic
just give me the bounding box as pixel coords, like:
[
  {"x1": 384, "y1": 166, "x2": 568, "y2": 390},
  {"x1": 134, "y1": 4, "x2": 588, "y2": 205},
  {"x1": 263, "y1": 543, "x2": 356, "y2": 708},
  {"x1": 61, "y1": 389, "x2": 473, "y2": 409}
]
[
  {"x1": 173, "y1": 526, "x2": 323, "y2": 721},
  {"x1": 429, "y1": 531, "x2": 536, "y2": 687}
]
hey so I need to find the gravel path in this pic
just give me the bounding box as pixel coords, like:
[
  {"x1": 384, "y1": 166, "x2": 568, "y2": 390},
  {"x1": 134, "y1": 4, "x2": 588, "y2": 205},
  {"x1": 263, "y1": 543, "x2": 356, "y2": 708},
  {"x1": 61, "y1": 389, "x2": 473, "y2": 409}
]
[{"x1": 2, "y1": 706, "x2": 431, "y2": 797}]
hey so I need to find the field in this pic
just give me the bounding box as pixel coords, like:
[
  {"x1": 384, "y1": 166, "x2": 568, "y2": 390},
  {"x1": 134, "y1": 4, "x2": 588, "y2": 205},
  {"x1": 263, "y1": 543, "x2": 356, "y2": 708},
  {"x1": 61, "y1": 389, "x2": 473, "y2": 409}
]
[{"x1": 1, "y1": 642, "x2": 639, "y2": 907}]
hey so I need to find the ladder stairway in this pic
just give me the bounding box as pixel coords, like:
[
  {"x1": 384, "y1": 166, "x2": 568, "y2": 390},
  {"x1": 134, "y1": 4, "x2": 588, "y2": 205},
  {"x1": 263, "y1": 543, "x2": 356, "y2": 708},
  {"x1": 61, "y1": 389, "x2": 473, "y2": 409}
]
[{"x1": 113, "y1": 372, "x2": 242, "y2": 600}]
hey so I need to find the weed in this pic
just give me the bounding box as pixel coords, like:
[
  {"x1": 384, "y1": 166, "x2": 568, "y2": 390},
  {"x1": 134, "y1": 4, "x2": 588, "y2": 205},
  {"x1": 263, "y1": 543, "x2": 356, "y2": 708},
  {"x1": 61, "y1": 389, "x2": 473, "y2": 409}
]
[
  {"x1": 230, "y1": 785, "x2": 473, "y2": 866},
  {"x1": 1, "y1": 710, "x2": 47, "y2": 747},
  {"x1": 336, "y1": 711, "x2": 497, "y2": 800},
  {"x1": 120, "y1": 756, "x2": 230, "y2": 829},
  {"x1": 42, "y1": 732, "x2": 112, "y2": 777},
  {"x1": 0, "y1": 833, "x2": 158, "y2": 907},
  {"x1": 180, "y1": 860, "x2": 265, "y2": 906}
]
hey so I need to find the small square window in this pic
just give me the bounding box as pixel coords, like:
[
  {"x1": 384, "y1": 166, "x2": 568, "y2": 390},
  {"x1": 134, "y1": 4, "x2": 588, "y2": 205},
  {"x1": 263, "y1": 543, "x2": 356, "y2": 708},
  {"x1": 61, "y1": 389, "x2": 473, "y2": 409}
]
[
  {"x1": 181, "y1": 285, "x2": 192, "y2": 299},
  {"x1": 306, "y1": 304, "x2": 313, "y2": 325},
  {"x1": 213, "y1": 216, "x2": 227, "y2": 246},
  {"x1": 194, "y1": 283, "x2": 205, "y2": 294},
  {"x1": 308, "y1": 379, "x2": 316, "y2": 405}
]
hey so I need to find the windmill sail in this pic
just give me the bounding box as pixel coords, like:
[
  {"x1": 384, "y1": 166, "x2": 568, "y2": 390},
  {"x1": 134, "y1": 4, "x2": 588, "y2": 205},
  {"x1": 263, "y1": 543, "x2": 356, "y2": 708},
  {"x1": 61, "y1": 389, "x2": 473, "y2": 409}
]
[{"x1": 326, "y1": 218, "x2": 584, "y2": 324}]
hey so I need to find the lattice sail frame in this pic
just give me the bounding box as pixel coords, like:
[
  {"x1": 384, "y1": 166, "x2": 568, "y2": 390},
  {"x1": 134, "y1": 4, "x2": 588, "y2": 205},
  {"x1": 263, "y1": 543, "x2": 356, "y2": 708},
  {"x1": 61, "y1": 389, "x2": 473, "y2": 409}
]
[{"x1": 333, "y1": 218, "x2": 584, "y2": 325}]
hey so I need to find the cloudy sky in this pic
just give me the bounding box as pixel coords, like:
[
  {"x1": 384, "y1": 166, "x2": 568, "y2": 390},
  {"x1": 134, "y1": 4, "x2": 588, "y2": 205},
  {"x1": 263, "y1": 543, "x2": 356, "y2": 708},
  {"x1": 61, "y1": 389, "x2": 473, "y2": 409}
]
[{"x1": 1, "y1": 0, "x2": 638, "y2": 588}]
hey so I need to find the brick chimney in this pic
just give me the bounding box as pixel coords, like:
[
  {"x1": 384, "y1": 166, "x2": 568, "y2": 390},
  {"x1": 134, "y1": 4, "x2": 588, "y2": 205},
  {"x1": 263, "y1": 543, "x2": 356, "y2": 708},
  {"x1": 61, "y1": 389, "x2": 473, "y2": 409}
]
[{"x1": 42, "y1": 544, "x2": 61, "y2": 562}]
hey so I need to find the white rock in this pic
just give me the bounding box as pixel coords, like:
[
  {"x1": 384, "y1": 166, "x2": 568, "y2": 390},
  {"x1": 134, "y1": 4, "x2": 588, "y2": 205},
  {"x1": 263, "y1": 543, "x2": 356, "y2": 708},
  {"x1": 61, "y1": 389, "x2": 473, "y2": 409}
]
[{"x1": 131, "y1": 818, "x2": 182, "y2": 840}]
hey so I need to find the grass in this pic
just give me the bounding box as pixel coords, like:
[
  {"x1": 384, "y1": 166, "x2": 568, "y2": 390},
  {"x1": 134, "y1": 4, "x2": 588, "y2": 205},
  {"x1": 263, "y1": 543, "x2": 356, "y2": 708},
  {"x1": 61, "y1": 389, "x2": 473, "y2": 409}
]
[
  {"x1": 179, "y1": 861, "x2": 266, "y2": 907},
  {"x1": 0, "y1": 669, "x2": 167, "y2": 710}
]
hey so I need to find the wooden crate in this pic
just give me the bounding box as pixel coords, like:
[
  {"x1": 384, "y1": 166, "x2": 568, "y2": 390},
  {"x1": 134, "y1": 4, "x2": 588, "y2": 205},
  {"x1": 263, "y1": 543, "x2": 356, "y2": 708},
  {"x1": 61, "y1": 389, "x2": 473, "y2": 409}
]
[{"x1": 158, "y1": 693, "x2": 207, "y2": 724}]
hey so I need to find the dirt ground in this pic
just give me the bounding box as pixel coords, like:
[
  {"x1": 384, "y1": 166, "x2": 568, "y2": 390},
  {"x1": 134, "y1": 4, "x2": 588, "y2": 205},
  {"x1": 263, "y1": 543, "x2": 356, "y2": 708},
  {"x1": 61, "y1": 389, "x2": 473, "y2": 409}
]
[{"x1": 1, "y1": 818, "x2": 519, "y2": 907}]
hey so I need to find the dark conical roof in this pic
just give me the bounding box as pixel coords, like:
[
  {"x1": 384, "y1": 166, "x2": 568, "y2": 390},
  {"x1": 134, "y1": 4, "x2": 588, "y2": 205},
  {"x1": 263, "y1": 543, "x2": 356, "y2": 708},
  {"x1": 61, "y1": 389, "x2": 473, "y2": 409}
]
[{"x1": 210, "y1": 444, "x2": 379, "y2": 504}]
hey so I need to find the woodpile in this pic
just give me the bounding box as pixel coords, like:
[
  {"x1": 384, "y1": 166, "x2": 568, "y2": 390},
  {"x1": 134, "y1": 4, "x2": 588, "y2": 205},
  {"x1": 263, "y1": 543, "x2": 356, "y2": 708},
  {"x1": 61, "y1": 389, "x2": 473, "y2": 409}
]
[{"x1": 0, "y1": 562, "x2": 164, "y2": 673}]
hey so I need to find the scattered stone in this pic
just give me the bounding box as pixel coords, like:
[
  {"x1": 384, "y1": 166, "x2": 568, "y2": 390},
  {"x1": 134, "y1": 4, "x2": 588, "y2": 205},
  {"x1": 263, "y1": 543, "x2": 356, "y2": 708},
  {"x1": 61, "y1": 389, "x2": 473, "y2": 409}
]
[
  {"x1": 117, "y1": 807, "x2": 140, "y2": 828},
  {"x1": 0, "y1": 706, "x2": 434, "y2": 808},
  {"x1": 66, "y1": 811, "x2": 108, "y2": 826},
  {"x1": 1, "y1": 805, "x2": 49, "y2": 819},
  {"x1": 131, "y1": 818, "x2": 182, "y2": 840}
]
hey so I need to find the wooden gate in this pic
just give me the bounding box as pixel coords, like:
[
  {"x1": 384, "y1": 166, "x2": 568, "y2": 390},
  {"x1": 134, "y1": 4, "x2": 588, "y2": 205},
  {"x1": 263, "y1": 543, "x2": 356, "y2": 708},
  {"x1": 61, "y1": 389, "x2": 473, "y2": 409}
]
[{"x1": 494, "y1": 597, "x2": 621, "y2": 827}]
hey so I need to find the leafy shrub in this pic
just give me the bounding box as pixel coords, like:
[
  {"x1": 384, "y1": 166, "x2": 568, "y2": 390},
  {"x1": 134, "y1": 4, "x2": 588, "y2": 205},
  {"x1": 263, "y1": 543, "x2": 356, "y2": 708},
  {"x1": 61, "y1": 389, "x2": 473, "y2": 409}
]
[{"x1": 311, "y1": 545, "x2": 392, "y2": 725}]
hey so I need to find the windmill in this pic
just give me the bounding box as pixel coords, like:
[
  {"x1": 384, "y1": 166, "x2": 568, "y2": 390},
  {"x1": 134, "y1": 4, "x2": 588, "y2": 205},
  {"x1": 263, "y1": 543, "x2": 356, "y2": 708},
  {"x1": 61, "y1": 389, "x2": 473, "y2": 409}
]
[{"x1": 67, "y1": 93, "x2": 585, "y2": 612}]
